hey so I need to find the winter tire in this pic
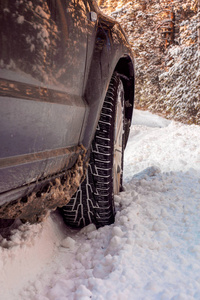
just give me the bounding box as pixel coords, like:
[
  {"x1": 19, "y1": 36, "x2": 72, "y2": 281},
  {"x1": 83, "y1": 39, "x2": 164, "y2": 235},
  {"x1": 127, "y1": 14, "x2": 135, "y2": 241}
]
[{"x1": 60, "y1": 73, "x2": 125, "y2": 228}]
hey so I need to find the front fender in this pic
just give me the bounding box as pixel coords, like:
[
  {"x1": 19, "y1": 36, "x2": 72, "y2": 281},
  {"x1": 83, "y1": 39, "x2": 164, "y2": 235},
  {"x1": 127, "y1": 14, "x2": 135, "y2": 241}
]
[{"x1": 80, "y1": 13, "x2": 135, "y2": 150}]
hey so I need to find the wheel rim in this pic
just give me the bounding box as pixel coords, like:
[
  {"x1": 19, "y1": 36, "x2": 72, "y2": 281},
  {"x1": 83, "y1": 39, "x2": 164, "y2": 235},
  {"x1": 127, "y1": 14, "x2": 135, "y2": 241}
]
[{"x1": 113, "y1": 82, "x2": 123, "y2": 195}]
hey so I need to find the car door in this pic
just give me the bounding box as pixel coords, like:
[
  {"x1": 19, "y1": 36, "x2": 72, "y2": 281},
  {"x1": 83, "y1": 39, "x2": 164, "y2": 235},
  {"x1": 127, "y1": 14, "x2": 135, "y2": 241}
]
[{"x1": 0, "y1": 0, "x2": 88, "y2": 194}]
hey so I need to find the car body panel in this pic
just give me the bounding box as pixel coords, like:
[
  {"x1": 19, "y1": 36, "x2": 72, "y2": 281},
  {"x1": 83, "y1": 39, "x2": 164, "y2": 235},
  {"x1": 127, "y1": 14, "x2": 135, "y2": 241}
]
[{"x1": 0, "y1": 0, "x2": 89, "y2": 195}]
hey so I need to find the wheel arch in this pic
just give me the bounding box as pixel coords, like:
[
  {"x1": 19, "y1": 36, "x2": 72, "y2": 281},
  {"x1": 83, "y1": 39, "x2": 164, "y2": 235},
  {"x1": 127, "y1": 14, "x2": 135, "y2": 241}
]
[
  {"x1": 114, "y1": 55, "x2": 135, "y2": 146},
  {"x1": 81, "y1": 54, "x2": 135, "y2": 151}
]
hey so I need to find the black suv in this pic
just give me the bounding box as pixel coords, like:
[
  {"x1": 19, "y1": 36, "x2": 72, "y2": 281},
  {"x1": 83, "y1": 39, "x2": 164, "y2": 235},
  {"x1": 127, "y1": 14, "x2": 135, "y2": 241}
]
[{"x1": 0, "y1": 0, "x2": 134, "y2": 227}]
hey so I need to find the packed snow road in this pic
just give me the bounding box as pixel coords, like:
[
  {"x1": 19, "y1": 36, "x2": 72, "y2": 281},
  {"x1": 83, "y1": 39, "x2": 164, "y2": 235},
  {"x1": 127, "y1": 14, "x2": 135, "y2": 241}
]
[{"x1": 1, "y1": 109, "x2": 200, "y2": 300}]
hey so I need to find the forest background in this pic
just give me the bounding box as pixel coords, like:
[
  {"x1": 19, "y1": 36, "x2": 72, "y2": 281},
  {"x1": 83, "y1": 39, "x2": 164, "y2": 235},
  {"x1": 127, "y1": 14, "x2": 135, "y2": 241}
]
[{"x1": 98, "y1": 0, "x2": 199, "y2": 125}]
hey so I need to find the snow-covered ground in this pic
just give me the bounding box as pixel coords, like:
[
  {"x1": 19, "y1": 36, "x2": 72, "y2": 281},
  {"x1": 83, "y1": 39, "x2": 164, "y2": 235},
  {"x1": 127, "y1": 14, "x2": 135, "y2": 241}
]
[{"x1": 1, "y1": 109, "x2": 200, "y2": 300}]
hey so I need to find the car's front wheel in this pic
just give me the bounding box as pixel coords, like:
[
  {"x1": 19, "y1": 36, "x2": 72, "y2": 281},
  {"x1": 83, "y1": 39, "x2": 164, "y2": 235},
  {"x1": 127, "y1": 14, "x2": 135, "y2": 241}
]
[{"x1": 60, "y1": 73, "x2": 125, "y2": 228}]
